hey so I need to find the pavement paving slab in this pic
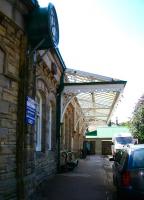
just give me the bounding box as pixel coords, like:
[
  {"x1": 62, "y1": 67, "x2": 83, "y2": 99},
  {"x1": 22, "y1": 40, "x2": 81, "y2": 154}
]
[{"x1": 31, "y1": 155, "x2": 116, "y2": 200}]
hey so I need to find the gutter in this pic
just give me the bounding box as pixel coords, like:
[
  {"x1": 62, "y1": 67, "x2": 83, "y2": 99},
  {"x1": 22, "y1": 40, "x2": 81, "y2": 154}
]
[
  {"x1": 53, "y1": 47, "x2": 66, "y2": 71},
  {"x1": 64, "y1": 80, "x2": 127, "y2": 86}
]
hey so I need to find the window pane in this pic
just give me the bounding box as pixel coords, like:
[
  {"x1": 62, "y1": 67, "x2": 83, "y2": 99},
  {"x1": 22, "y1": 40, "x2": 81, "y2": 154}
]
[
  {"x1": 116, "y1": 137, "x2": 133, "y2": 145},
  {"x1": 35, "y1": 93, "x2": 42, "y2": 151},
  {"x1": 132, "y1": 149, "x2": 144, "y2": 168},
  {"x1": 115, "y1": 150, "x2": 124, "y2": 163},
  {"x1": 48, "y1": 103, "x2": 52, "y2": 150}
]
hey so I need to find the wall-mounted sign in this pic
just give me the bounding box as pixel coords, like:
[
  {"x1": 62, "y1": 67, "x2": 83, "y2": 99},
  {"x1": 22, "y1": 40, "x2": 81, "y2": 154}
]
[{"x1": 25, "y1": 96, "x2": 36, "y2": 125}]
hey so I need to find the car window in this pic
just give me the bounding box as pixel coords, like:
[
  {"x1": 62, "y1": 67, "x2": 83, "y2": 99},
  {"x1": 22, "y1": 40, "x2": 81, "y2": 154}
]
[
  {"x1": 115, "y1": 137, "x2": 133, "y2": 145},
  {"x1": 120, "y1": 152, "x2": 128, "y2": 167},
  {"x1": 115, "y1": 150, "x2": 124, "y2": 163},
  {"x1": 132, "y1": 148, "x2": 144, "y2": 168}
]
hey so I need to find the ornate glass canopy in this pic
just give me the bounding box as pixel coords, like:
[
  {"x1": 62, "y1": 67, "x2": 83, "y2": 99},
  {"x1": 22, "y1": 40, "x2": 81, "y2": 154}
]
[{"x1": 63, "y1": 68, "x2": 127, "y2": 129}]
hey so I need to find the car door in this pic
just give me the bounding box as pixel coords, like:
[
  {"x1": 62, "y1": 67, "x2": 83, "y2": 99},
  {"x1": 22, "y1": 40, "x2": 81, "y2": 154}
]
[
  {"x1": 116, "y1": 151, "x2": 128, "y2": 188},
  {"x1": 112, "y1": 150, "x2": 125, "y2": 185},
  {"x1": 129, "y1": 148, "x2": 144, "y2": 192}
]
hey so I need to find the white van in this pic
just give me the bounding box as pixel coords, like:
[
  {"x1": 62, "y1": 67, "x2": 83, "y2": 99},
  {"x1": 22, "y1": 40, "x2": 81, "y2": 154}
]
[{"x1": 111, "y1": 132, "x2": 134, "y2": 156}]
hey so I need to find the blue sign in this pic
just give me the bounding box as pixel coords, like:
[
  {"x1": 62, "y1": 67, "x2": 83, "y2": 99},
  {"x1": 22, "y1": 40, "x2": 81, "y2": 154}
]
[{"x1": 26, "y1": 96, "x2": 36, "y2": 125}]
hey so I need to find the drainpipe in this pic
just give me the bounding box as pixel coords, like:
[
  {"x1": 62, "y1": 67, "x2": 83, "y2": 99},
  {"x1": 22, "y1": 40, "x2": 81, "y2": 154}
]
[
  {"x1": 16, "y1": 36, "x2": 28, "y2": 200},
  {"x1": 16, "y1": 43, "x2": 37, "y2": 199},
  {"x1": 16, "y1": 36, "x2": 45, "y2": 199}
]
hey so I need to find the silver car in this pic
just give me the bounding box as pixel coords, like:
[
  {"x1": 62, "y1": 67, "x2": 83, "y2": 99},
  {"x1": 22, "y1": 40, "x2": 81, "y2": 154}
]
[{"x1": 110, "y1": 144, "x2": 144, "y2": 199}]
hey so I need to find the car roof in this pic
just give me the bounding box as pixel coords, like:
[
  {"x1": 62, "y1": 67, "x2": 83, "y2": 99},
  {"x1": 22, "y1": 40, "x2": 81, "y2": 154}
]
[
  {"x1": 125, "y1": 144, "x2": 144, "y2": 154},
  {"x1": 131, "y1": 144, "x2": 144, "y2": 149}
]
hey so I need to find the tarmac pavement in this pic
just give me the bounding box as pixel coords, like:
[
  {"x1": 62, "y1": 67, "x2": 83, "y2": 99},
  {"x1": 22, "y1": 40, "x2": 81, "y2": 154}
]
[{"x1": 31, "y1": 155, "x2": 116, "y2": 200}]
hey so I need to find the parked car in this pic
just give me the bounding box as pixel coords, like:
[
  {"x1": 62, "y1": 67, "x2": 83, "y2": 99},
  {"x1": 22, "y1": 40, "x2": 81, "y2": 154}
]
[{"x1": 110, "y1": 144, "x2": 144, "y2": 199}]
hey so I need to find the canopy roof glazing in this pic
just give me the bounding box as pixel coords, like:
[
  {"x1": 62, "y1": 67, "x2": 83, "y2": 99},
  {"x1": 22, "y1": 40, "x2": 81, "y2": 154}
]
[{"x1": 64, "y1": 68, "x2": 126, "y2": 130}]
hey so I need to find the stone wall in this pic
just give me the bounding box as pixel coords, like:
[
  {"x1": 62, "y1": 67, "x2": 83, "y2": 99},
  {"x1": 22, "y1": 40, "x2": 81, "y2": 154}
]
[
  {"x1": 16, "y1": 45, "x2": 61, "y2": 200},
  {"x1": 61, "y1": 99, "x2": 85, "y2": 157},
  {"x1": 0, "y1": 1, "x2": 63, "y2": 199},
  {"x1": 33, "y1": 60, "x2": 59, "y2": 187},
  {"x1": 0, "y1": 11, "x2": 24, "y2": 200}
]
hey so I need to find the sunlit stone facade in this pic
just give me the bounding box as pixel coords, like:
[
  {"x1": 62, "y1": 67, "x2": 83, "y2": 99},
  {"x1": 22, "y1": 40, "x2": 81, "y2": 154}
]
[
  {"x1": 60, "y1": 96, "x2": 86, "y2": 157},
  {"x1": 0, "y1": 1, "x2": 64, "y2": 199}
]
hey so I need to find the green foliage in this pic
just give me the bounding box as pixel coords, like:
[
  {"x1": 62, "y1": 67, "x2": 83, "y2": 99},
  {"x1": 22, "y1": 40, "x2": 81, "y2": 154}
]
[
  {"x1": 119, "y1": 121, "x2": 131, "y2": 128},
  {"x1": 130, "y1": 94, "x2": 144, "y2": 143}
]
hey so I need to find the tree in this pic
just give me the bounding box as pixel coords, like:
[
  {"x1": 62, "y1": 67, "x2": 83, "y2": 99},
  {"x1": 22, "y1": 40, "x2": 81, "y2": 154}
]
[
  {"x1": 119, "y1": 121, "x2": 131, "y2": 128},
  {"x1": 130, "y1": 94, "x2": 144, "y2": 143}
]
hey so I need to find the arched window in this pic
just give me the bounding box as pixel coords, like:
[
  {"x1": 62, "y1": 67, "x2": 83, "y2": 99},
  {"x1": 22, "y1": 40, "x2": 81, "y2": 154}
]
[
  {"x1": 48, "y1": 102, "x2": 52, "y2": 150},
  {"x1": 35, "y1": 92, "x2": 42, "y2": 151}
]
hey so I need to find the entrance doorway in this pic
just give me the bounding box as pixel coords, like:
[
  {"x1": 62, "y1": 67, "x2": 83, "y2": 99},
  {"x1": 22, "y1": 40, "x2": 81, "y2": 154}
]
[{"x1": 86, "y1": 141, "x2": 95, "y2": 155}]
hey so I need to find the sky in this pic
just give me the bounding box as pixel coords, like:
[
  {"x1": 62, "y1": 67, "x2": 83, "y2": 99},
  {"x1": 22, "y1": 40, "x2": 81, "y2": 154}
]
[{"x1": 38, "y1": 0, "x2": 144, "y2": 123}]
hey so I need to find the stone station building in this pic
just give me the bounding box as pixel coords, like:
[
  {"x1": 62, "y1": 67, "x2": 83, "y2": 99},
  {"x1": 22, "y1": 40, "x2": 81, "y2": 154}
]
[{"x1": 0, "y1": 0, "x2": 66, "y2": 199}]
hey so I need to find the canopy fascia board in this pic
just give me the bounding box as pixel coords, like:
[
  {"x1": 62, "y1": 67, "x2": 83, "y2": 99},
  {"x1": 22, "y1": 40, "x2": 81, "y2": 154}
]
[
  {"x1": 64, "y1": 81, "x2": 126, "y2": 94},
  {"x1": 64, "y1": 81, "x2": 126, "y2": 86},
  {"x1": 82, "y1": 107, "x2": 110, "y2": 110}
]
